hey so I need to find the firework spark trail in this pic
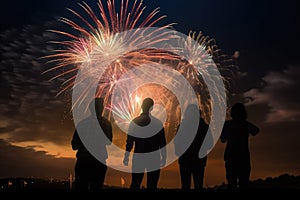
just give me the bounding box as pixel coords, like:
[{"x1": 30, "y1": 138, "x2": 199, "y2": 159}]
[
  {"x1": 172, "y1": 31, "x2": 236, "y2": 123},
  {"x1": 44, "y1": 0, "x2": 236, "y2": 133},
  {"x1": 99, "y1": 30, "x2": 235, "y2": 126},
  {"x1": 43, "y1": 0, "x2": 174, "y2": 106}
]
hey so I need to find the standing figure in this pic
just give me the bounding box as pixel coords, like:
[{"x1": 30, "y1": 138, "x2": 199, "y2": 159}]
[
  {"x1": 123, "y1": 98, "x2": 166, "y2": 189},
  {"x1": 72, "y1": 98, "x2": 112, "y2": 191},
  {"x1": 175, "y1": 105, "x2": 213, "y2": 189},
  {"x1": 221, "y1": 102, "x2": 259, "y2": 189}
]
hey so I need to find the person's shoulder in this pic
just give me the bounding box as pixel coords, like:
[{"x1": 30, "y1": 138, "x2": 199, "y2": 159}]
[
  {"x1": 223, "y1": 120, "x2": 234, "y2": 127},
  {"x1": 132, "y1": 115, "x2": 142, "y2": 123},
  {"x1": 244, "y1": 120, "x2": 259, "y2": 130},
  {"x1": 198, "y1": 119, "x2": 208, "y2": 130},
  {"x1": 151, "y1": 116, "x2": 164, "y2": 126},
  {"x1": 200, "y1": 118, "x2": 208, "y2": 125},
  {"x1": 101, "y1": 117, "x2": 112, "y2": 127},
  {"x1": 102, "y1": 117, "x2": 110, "y2": 123},
  {"x1": 77, "y1": 117, "x2": 93, "y2": 127},
  {"x1": 225, "y1": 120, "x2": 234, "y2": 124},
  {"x1": 129, "y1": 116, "x2": 144, "y2": 127},
  {"x1": 245, "y1": 120, "x2": 255, "y2": 125}
]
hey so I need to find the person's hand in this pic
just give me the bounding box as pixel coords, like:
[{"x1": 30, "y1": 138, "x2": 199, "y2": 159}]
[
  {"x1": 123, "y1": 152, "x2": 129, "y2": 166},
  {"x1": 123, "y1": 157, "x2": 129, "y2": 166}
]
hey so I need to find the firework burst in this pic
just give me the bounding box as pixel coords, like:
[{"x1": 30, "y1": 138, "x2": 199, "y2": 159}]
[
  {"x1": 43, "y1": 0, "x2": 174, "y2": 105},
  {"x1": 174, "y1": 31, "x2": 236, "y2": 123},
  {"x1": 44, "y1": 0, "x2": 235, "y2": 134}
]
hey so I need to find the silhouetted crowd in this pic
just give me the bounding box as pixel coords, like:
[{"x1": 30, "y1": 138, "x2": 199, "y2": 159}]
[{"x1": 72, "y1": 98, "x2": 259, "y2": 190}]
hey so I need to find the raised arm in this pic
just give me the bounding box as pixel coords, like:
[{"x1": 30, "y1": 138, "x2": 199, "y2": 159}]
[{"x1": 246, "y1": 121, "x2": 260, "y2": 136}]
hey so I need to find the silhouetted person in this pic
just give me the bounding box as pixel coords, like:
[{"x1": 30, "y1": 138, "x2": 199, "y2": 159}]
[
  {"x1": 220, "y1": 102, "x2": 259, "y2": 189},
  {"x1": 123, "y1": 98, "x2": 166, "y2": 189},
  {"x1": 72, "y1": 98, "x2": 112, "y2": 191},
  {"x1": 174, "y1": 105, "x2": 213, "y2": 189}
]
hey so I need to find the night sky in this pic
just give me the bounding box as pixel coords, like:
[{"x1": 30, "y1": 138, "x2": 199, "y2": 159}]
[{"x1": 0, "y1": 0, "x2": 299, "y2": 188}]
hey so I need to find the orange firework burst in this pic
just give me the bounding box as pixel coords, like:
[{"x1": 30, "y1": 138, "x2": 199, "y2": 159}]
[
  {"x1": 43, "y1": 0, "x2": 236, "y2": 133},
  {"x1": 43, "y1": 0, "x2": 174, "y2": 100}
]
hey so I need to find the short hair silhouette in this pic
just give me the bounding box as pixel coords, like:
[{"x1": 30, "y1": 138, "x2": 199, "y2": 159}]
[
  {"x1": 124, "y1": 97, "x2": 166, "y2": 189},
  {"x1": 231, "y1": 102, "x2": 247, "y2": 121},
  {"x1": 89, "y1": 97, "x2": 104, "y2": 117},
  {"x1": 141, "y1": 98, "x2": 154, "y2": 113}
]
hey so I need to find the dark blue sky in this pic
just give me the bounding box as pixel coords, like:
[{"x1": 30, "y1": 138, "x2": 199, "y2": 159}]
[
  {"x1": 1, "y1": 0, "x2": 299, "y2": 77},
  {"x1": 1, "y1": 0, "x2": 300, "y2": 184}
]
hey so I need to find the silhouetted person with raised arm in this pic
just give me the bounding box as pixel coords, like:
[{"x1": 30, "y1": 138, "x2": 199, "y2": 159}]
[
  {"x1": 72, "y1": 98, "x2": 112, "y2": 191},
  {"x1": 220, "y1": 102, "x2": 259, "y2": 189},
  {"x1": 174, "y1": 105, "x2": 213, "y2": 189},
  {"x1": 123, "y1": 98, "x2": 166, "y2": 189}
]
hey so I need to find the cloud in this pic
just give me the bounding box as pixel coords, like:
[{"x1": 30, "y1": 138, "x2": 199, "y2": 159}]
[
  {"x1": 244, "y1": 66, "x2": 300, "y2": 123},
  {"x1": 0, "y1": 139, "x2": 75, "y2": 179},
  {"x1": 0, "y1": 21, "x2": 75, "y2": 153}
]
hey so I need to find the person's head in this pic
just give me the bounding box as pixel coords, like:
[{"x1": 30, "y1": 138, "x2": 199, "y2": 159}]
[
  {"x1": 141, "y1": 98, "x2": 154, "y2": 113},
  {"x1": 231, "y1": 102, "x2": 247, "y2": 121},
  {"x1": 89, "y1": 97, "x2": 104, "y2": 117}
]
